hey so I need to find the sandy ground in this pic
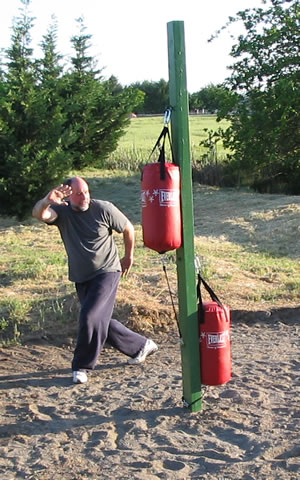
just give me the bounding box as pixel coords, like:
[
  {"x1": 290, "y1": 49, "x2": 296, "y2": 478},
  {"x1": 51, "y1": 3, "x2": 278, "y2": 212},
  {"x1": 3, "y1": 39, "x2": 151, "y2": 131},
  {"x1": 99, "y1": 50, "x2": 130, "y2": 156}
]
[{"x1": 0, "y1": 310, "x2": 299, "y2": 480}]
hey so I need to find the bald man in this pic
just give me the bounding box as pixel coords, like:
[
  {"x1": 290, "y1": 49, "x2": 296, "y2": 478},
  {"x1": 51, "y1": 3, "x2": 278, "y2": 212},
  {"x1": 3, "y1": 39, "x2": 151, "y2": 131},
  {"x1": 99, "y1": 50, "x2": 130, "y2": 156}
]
[{"x1": 33, "y1": 177, "x2": 158, "y2": 384}]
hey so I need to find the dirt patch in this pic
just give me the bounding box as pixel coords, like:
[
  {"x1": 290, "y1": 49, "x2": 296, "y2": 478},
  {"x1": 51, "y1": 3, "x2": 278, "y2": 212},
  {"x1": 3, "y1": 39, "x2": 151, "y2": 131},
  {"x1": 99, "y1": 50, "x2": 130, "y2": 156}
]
[{"x1": 0, "y1": 314, "x2": 299, "y2": 479}]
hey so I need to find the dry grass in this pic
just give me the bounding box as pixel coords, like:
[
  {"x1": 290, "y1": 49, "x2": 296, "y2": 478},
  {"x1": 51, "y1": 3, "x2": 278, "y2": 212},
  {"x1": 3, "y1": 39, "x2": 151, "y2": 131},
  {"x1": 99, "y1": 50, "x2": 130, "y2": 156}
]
[
  {"x1": 0, "y1": 170, "x2": 299, "y2": 345},
  {"x1": 192, "y1": 184, "x2": 300, "y2": 310}
]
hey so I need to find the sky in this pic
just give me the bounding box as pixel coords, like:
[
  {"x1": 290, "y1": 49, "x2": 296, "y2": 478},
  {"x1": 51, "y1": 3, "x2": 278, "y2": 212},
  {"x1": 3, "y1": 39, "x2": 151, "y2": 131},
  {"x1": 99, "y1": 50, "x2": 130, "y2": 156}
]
[{"x1": 1, "y1": 0, "x2": 265, "y2": 93}]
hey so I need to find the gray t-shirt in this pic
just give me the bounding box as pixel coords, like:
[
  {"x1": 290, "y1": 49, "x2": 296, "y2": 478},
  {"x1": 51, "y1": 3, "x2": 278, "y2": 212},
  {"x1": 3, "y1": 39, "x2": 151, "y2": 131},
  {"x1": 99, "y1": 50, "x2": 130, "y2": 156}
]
[{"x1": 49, "y1": 199, "x2": 128, "y2": 283}]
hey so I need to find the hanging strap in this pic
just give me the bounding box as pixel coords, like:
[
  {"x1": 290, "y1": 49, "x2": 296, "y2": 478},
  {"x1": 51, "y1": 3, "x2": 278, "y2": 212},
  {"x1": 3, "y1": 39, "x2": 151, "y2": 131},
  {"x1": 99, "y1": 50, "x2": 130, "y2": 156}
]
[
  {"x1": 197, "y1": 273, "x2": 228, "y2": 324},
  {"x1": 197, "y1": 274, "x2": 223, "y2": 307},
  {"x1": 163, "y1": 263, "x2": 183, "y2": 342},
  {"x1": 148, "y1": 118, "x2": 175, "y2": 181}
]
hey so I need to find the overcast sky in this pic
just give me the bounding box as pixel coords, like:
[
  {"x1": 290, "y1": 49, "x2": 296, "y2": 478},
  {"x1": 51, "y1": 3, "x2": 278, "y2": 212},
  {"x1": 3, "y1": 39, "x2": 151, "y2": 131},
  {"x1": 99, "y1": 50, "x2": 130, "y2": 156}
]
[{"x1": 1, "y1": 0, "x2": 265, "y2": 93}]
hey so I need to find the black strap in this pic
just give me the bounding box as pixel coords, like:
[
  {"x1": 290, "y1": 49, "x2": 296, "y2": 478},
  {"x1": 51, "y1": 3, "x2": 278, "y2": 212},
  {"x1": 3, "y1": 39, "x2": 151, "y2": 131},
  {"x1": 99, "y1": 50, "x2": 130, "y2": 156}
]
[
  {"x1": 197, "y1": 274, "x2": 223, "y2": 307},
  {"x1": 163, "y1": 264, "x2": 182, "y2": 339},
  {"x1": 182, "y1": 395, "x2": 203, "y2": 409},
  {"x1": 197, "y1": 274, "x2": 226, "y2": 324},
  {"x1": 148, "y1": 125, "x2": 175, "y2": 180}
]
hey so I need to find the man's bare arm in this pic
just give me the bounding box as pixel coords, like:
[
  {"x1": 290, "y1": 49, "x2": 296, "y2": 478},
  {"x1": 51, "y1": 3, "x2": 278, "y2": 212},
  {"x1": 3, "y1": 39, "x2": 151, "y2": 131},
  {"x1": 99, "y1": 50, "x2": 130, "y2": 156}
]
[{"x1": 120, "y1": 221, "x2": 135, "y2": 276}]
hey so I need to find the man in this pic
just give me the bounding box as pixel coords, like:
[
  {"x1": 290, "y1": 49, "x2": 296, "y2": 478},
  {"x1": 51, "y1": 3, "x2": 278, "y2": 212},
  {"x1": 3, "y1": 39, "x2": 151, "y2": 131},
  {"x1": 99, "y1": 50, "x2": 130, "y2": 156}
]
[{"x1": 32, "y1": 177, "x2": 158, "y2": 384}]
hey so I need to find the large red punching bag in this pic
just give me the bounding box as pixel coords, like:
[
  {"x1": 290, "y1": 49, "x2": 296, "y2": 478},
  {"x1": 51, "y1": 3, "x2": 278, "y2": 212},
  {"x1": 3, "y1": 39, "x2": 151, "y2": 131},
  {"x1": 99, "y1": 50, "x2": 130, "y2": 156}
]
[
  {"x1": 197, "y1": 275, "x2": 232, "y2": 386},
  {"x1": 141, "y1": 126, "x2": 182, "y2": 254}
]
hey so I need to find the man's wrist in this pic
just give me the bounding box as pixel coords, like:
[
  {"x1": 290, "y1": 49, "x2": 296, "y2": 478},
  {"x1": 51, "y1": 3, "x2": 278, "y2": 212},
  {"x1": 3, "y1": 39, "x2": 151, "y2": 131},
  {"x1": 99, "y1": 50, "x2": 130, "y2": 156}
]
[{"x1": 42, "y1": 196, "x2": 51, "y2": 209}]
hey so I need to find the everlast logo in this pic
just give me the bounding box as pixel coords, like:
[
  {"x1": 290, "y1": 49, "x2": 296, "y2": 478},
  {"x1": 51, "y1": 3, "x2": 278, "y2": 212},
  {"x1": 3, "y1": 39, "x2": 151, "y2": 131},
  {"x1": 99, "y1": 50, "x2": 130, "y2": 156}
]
[
  {"x1": 206, "y1": 331, "x2": 230, "y2": 349},
  {"x1": 159, "y1": 189, "x2": 179, "y2": 207}
]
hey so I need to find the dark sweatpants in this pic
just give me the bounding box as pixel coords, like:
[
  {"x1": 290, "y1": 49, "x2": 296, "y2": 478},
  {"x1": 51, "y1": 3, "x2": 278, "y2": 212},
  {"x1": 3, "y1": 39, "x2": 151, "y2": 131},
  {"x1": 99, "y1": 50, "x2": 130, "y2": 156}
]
[{"x1": 72, "y1": 271, "x2": 146, "y2": 371}]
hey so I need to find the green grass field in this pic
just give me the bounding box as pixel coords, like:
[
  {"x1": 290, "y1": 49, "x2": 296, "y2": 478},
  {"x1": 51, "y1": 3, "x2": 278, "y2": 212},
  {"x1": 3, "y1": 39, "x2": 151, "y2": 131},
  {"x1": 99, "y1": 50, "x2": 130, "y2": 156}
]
[{"x1": 108, "y1": 115, "x2": 230, "y2": 169}]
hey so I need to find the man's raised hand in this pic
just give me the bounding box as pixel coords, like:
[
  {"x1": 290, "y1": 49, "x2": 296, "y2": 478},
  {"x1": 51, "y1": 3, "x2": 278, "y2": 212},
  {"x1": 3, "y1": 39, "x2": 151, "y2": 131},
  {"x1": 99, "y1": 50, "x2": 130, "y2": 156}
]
[{"x1": 47, "y1": 184, "x2": 72, "y2": 206}]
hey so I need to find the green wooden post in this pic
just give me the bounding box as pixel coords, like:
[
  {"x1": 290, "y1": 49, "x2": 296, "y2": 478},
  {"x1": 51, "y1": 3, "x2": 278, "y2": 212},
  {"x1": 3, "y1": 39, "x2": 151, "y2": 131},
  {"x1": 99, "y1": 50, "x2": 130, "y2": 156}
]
[{"x1": 167, "y1": 21, "x2": 202, "y2": 412}]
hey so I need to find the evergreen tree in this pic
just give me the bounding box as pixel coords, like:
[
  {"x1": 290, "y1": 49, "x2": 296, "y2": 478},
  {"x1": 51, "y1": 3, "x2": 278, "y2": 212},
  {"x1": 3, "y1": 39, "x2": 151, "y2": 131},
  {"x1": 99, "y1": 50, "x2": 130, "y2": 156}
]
[
  {"x1": 37, "y1": 16, "x2": 63, "y2": 85},
  {"x1": 70, "y1": 17, "x2": 101, "y2": 79},
  {"x1": 0, "y1": 1, "x2": 72, "y2": 219},
  {"x1": 62, "y1": 17, "x2": 140, "y2": 170},
  {"x1": 0, "y1": 5, "x2": 142, "y2": 218}
]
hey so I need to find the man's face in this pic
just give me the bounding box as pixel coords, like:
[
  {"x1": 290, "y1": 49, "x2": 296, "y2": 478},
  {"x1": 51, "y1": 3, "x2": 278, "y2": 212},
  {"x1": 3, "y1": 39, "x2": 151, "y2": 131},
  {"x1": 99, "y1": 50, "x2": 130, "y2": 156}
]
[{"x1": 69, "y1": 179, "x2": 91, "y2": 212}]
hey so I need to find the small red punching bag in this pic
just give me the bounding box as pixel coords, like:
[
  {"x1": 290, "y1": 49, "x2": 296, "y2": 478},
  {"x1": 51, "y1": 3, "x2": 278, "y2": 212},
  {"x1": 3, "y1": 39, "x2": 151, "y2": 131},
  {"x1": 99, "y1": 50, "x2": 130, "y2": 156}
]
[
  {"x1": 197, "y1": 274, "x2": 232, "y2": 386},
  {"x1": 141, "y1": 126, "x2": 182, "y2": 254}
]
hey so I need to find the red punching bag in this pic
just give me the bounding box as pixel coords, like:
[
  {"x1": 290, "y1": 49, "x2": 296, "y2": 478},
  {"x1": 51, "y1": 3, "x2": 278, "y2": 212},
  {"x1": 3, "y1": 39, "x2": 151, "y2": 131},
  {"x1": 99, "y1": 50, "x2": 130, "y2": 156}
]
[
  {"x1": 197, "y1": 275, "x2": 232, "y2": 386},
  {"x1": 141, "y1": 126, "x2": 182, "y2": 254}
]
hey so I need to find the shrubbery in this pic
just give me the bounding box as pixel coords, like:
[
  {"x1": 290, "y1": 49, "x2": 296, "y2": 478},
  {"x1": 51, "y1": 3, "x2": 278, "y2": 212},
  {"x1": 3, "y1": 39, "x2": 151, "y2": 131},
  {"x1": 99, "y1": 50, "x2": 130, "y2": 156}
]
[
  {"x1": 209, "y1": 0, "x2": 300, "y2": 194},
  {"x1": 0, "y1": 3, "x2": 140, "y2": 219}
]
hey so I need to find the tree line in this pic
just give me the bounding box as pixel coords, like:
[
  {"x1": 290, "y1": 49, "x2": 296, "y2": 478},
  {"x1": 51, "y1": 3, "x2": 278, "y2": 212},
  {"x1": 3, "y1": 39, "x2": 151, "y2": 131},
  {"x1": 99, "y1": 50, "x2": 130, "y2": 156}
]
[
  {"x1": 0, "y1": 0, "x2": 299, "y2": 219},
  {"x1": 130, "y1": 79, "x2": 230, "y2": 115}
]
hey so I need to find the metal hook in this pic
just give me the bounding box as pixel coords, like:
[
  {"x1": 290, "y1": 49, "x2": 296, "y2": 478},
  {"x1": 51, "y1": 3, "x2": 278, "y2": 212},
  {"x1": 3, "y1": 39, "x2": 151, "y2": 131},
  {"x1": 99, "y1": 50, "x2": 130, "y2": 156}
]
[
  {"x1": 164, "y1": 108, "x2": 172, "y2": 125},
  {"x1": 194, "y1": 255, "x2": 201, "y2": 273}
]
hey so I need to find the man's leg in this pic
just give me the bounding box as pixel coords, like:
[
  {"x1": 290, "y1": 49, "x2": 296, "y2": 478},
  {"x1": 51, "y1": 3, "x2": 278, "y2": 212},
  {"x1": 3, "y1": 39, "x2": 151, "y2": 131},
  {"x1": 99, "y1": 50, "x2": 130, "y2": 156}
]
[
  {"x1": 72, "y1": 272, "x2": 120, "y2": 372},
  {"x1": 106, "y1": 318, "x2": 146, "y2": 357}
]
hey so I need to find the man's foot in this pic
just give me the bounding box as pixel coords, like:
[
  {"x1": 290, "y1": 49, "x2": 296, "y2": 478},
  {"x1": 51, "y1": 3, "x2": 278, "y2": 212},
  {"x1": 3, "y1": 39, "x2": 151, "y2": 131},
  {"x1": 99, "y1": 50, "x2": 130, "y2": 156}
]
[
  {"x1": 128, "y1": 339, "x2": 158, "y2": 365},
  {"x1": 73, "y1": 370, "x2": 88, "y2": 384}
]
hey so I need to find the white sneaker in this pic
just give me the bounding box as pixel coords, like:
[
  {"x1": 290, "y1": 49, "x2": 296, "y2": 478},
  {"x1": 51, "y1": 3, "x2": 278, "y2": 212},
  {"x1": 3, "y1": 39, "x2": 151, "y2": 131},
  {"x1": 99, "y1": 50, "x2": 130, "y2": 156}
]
[
  {"x1": 73, "y1": 370, "x2": 88, "y2": 384},
  {"x1": 128, "y1": 339, "x2": 158, "y2": 365}
]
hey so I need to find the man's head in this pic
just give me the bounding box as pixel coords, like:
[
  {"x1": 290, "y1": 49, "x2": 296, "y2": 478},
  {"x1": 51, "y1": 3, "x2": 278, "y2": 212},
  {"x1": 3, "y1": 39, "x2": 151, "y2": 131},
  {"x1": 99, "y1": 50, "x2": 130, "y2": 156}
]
[{"x1": 64, "y1": 177, "x2": 90, "y2": 212}]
